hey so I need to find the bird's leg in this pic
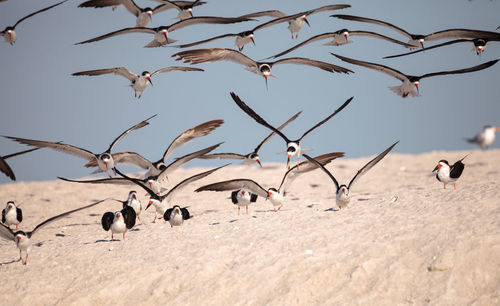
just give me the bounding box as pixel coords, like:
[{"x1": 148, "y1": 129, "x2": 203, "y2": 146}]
[
  {"x1": 113, "y1": 168, "x2": 117, "y2": 175},
  {"x1": 274, "y1": 208, "x2": 277, "y2": 212},
  {"x1": 24, "y1": 253, "x2": 28, "y2": 265},
  {"x1": 123, "y1": 233, "x2": 125, "y2": 240},
  {"x1": 295, "y1": 33, "x2": 299, "y2": 39},
  {"x1": 134, "y1": 91, "x2": 137, "y2": 98},
  {"x1": 278, "y1": 204, "x2": 283, "y2": 211},
  {"x1": 19, "y1": 250, "x2": 22, "y2": 260},
  {"x1": 454, "y1": 183, "x2": 456, "y2": 190},
  {"x1": 443, "y1": 184, "x2": 446, "y2": 190},
  {"x1": 105, "y1": 169, "x2": 112, "y2": 178},
  {"x1": 238, "y1": 206, "x2": 240, "y2": 216},
  {"x1": 16, "y1": 225, "x2": 18, "y2": 231},
  {"x1": 139, "y1": 90, "x2": 144, "y2": 98},
  {"x1": 297, "y1": 156, "x2": 300, "y2": 169},
  {"x1": 111, "y1": 234, "x2": 114, "y2": 241},
  {"x1": 246, "y1": 206, "x2": 248, "y2": 215},
  {"x1": 137, "y1": 216, "x2": 141, "y2": 221},
  {"x1": 291, "y1": 33, "x2": 293, "y2": 39},
  {"x1": 153, "y1": 215, "x2": 157, "y2": 223}
]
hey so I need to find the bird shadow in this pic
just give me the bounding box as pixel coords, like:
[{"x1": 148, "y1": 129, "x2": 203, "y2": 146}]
[
  {"x1": 310, "y1": 184, "x2": 319, "y2": 188},
  {"x1": 0, "y1": 258, "x2": 22, "y2": 266},
  {"x1": 88, "y1": 213, "x2": 100, "y2": 217},
  {"x1": 130, "y1": 228, "x2": 140, "y2": 232},
  {"x1": 93, "y1": 239, "x2": 121, "y2": 243},
  {"x1": 229, "y1": 219, "x2": 238, "y2": 223},
  {"x1": 324, "y1": 207, "x2": 339, "y2": 212},
  {"x1": 209, "y1": 222, "x2": 220, "y2": 226},
  {"x1": 357, "y1": 198, "x2": 370, "y2": 201}
]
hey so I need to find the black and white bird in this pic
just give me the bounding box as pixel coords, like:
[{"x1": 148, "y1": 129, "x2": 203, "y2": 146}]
[
  {"x1": 303, "y1": 141, "x2": 398, "y2": 210},
  {"x1": 465, "y1": 126, "x2": 500, "y2": 150},
  {"x1": 1, "y1": 1, "x2": 66, "y2": 45},
  {"x1": 267, "y1": 29, "x2": 415, "y2": 59},
  {"x1": 0, "y1": 147, "x2": 39, "y2": 181},
  {"x1": 230, "y1": 189, "x2": 258, "y2": 215},
  {"x1": 4, "y1": 114, "x2": 156, "y2": 178},
  {"x1": 110, "y1": 191, "x2": 142, "y2": 221},
  {"x1": 173, "y1": 48, "x2": 353, "y2": 89},
  {"x1": 331, "y1": 53, "x2": 499, "y2": 98},
  {"x1": 2, "y1": 201, "x2": 22, "y2": 230},
  {"x1": 101, "y1": 205, "x2": 136, "y2": 240},
  {"x1": 432, "y1": 156, "x2": 467, "y2": 190},
  {"x1": 116, "y1": 164, "x2": 228, "y2": 223},
  {"x1": 75, "y1": 16, "x2": 254, "y2": 47},
  {"x1": 58, "y1": 142, "x2": 223, "y2": 196},
  {"x1": 230, "y1": 92, "x2": 352, "y2": 168},
  {"x1": 72, "y1": 66, "x2": 204, "y2": 98},
  {"x1": 163, "y1": 205, "x2": 190, "y2": 227},
  {"x1": 332, "y1": 14, "x2": 500, "y2": 49},
  {"x1": 199, "y1": 112, "x2": 301, "y2": 167},
  {"x1": 196, "y1": 152, "x2": 343, "y2": 212},
  {"x1": 83, "y1": 119, "x2": 223, "y2": 177},
  {"x1": 78, "y1": 0, "x2": 206, "y2": 26},
  {"x1": 384, "y1": 37, "x2": 500, "y2": 58},
  {"x1": 0, "y1": 199, "x2": 108, "y2": 265}
]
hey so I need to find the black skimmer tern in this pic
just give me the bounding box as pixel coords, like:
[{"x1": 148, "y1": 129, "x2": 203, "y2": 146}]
[
  {"x1": 199, "y1": 112, "x2": 301, "y2": 167},
  {"x1": 465, "y1": 126, "x2": 500, "y2": 149},
  {"x1": 331, "y1": 53, "x2": 499, "y2": 98},
  {"x1": 0, "y1": 199, "x2": 108, "y2": 265},
  {"x1": 75, "y1": 15, "x2": 255, "y2": 47},
  {"x1": 2, "y1": 201, "x2": 22, "y2": 231},
  {"x1": 83, "y1": 119, "x2": 223, "y2": 177},
  {"x1": 196, "y1": 152, "x2": 343, "y2": 212},
  {"x1": 384, "y1": 37, "x2": 500, "y2": 58},
  {"x1": 230, "y1": 92, "x2": 352, "y2": 168},
  {"x1": 1, "y1": 1, "x2": 66, "y2": 45},
  {"x1": 333, "y1": 14, "x2": 500, "y2": 49},
  {"x1": 72, "y1": 66, "x2": 203, "y2": 98},
  {"x1": 59, "y1": 142, "x2": 223, "y2": 196},
  {"x1": 116, "y1": 164, "x2": 228, "y2": 223},
  {"x1": 0, "y1": 147, "x2": 39, "y2": 181},
  {"x1": 163, "y1": 205, "x2": 190, "y2": 227},
  {"x1": 101, "y1": 205, "x2": 136, "y2": 240},
  {"x1": 303, "y1": 141, "x2": 398, "y2": 210},
  {"x1": 231, "y1": 190, "x2": 258, "y2": 215},
  {"x1": 266, "y1": 29, "x2": 415, "y2": 59},
  {"x1": 4, "y1": 114, "x2": 157, "y2": 177},
  {"x1": 433, "y1": 155, "x2": 467, "y2": 190},
  {"x1": 110, "y1": 190, "x2": 142, "y2": 221},
  {"x1": 172, "y1": 48, "x2": 353, "y2": 89}
]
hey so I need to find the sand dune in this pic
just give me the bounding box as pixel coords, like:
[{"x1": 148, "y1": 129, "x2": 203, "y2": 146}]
[{"x1": 1, "y1": 150, "x2": 499, "y2": 305}]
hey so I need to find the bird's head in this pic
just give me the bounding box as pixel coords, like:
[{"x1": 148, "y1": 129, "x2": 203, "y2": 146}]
[
  {"x1": 187, "y1": 8, "x2": 193, "y2": 17},
  {"x1": 302, "y1": 15, "x2": 310, "y2": 26},
  {"x1": 433, "y1": 160, "x2": 449, "y2": 172},
  {"x1": 100, "y1": 153, "x2": 111, "y2": 164}
]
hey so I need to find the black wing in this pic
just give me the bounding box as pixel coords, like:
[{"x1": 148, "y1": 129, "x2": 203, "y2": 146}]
[
  {"x1": 181, "y1": 207, "x2": 190, "y2": 220},
  {"x1": 13, "y1": 1, "x2": 67, "y2": 29},
  {"x1": 302, "y1": 154, "x2": 340, "y2": 191},
  {"x1": 231, "y1": 190, "x2": 239, "y2": 204},
  {"x1": 383, "y1": 39, "x2": 473, "y2": 59},
  {"x1": 253, "y1": 111, "x2": 302, "y2": 154},
  {"x1": 16, "y1": 208, "x2": 22, "y2": 223},
  {"x1": 450, "y1": 155, "x2": 468, "y2": 179},
  {"x1": 0, "y1": 156, "x2": 15, "y2": 181},
  {"x1": 101, "y1": 212, "x2": 114, "y2": 231},
  {"x1": 164, "y1": 208, "x2": 173, "y2": 221},
  {"x1": 2, "y1": 147, "x2": 40, "y2": 160},
  {"x1": 121, "y1": 206, "x2": 136, "y2": 229},
  {"x1": 107, "y1": 114, "x2": 157, "y2": 152},
  {"x1": 0, "y1": 223, "x2": 15, "y2": 241},
  {"x1": 29, "y1": 199, "x2": 109, "y2": 238},
  {"x1": 299, "y1": 97, "x2": 353, "y2": 141},
  {"x1": 230, "y1": 92, "x2": 291, "y2": 143},
  {"x1": 1, "y1": 208, "x2": 5, "y2": 223},
  {"x1": 114, "y1": 168, "x2": 160, "y2": 200},
  {"x1": 250, "y1": 193, "x2": 258, "y2": 203},
  {"x1": 419, "y1": 60, "x2": 499, "y2": 80}
]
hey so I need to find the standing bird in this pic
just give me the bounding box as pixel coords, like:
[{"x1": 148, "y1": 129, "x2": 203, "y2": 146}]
[
  {"x1": 0, "y1": 199, "x2": 108, "y2": 265},
  {"x1": 116, "y1": 165, "x2": 228, "y2": 222},
  {"x1": 110, "y1": 191, "x2": 142, "y2": 221},
  {"x1": 101, "y1": 206, "x2": 136, "y2": 240},
  {"x1": 72, "y1": 66, "x2": 203, "y2": 98},
  {"x1": 0, "y1": 147, "x2": 39, "y2": 181},
  {"x1": 267, "y1": 29, "x2": 415, "y2": 59},
  {"x1": 433, "y1": 156, "x2": 467, "y2": 190},
  {"x1": 331, "y1": 53, "x2": 498, "y2": 98},
  {"x1": 4, "y1": 114, "x2": 156, "y2": 177},
  {"x1": 199, "y1": 111, "x2": 301, "y2": 167},
  {"x1": 75, "y1": 16, "x2": 255, "y2": 47},
  {"x1": 303, "y1": 141, "x2": 398, "y2": 210},
  {"x1": 173, "y1": 48, "x2": 353, "y2": 89},
  {"x1": 196, "y1": 152, "x2": 344, "y2": 212},
  {"x1": 2, "y1": 201, "x2": 22, "y2": 230},
  {"x1": 230, "y1": 92, "x2": 352, "y2": 168},
  {"x1": 465, "y1": 126, "x2": 500, "y2": 149},
  {"x1": 78, "y1": 0, "x2": 205, "y2": 26},
  {"x1": 1, "y1": 1, "x2": 67, "y2": 45},
  {"x1": 163, "y1": 205, "x2": 190, "y2": 227},
  {"x1": 230, "y1": 189, "x2": 258, "y2": 215}
]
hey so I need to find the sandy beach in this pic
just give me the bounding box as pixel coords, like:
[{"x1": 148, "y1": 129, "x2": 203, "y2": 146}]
[{"x1": 1, "y1": 149, "x2": 499, "y2": 305}]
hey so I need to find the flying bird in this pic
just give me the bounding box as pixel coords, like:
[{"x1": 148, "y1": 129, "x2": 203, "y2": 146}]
[
  {"x1": 163, "y1": 205, "x2": 190, "y2": 227},
  {"x1": 196, "y1": 152, "x2": 343, "y2": 212},
  {"x1": 384, "y1": 37, "x2": 500, "y2": 58},
  {"x1": 83, "y1": 119, "x2": 224, "y2": 178},
  {"x1": 4, "y1": 114, "x2": 157, "y2": 177},
  {"x1": 0, "y1": 199, "x2": 108, "y2": 265},
  {"x1": 303, "y1": 141, "x2": 398, "y2": 210},
  {"x1": 116, "y1": 164, "x2": 228, "y2": 222},
  {"x1": 465, "y1": 125, "x2": 500, "y2": 149},
  {"x1": 199, "y1": 111, "x2": 301, "y2": 167},
  {"x1": 267, "y1": 29, "x2": 415, "y2": 59},
  {"x1": 173, "y1": 48, "x2": 353, "y2": 88},
  {"x1": 0, "y1": 147, "x2": 39, "y2": 181},
  {"x1": 1, "y1": 1, "x2": 67, "y2": 45},
  {"x1": 230, "y1": 92, "x2": 352, "y2": 168},
  {"x1": 433, "y1": 155, "x2": 467, "y2": 190},
  {"x1": 2, "y1": 201, "x2": 22, "y2": 231},
  {"x1": 75, "y1": 16, "x2": 255, "y2": 47},
  {"x1": 101, "y1": 205, "x2": 136, "y2": 240},
  {"x1": 331, "y1": 53, "x2": 499, "y2": 98},
  {"x1": 72, "y1": 66, "x2": 203, "y2": 98},
  {"x1": 332, "y1": 14, "x2": 500, "y2": 49}
]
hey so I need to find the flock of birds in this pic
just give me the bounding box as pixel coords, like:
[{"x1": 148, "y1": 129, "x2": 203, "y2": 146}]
[{"x1": 0, "y1": 0, "x2": 499, "y2": 265}]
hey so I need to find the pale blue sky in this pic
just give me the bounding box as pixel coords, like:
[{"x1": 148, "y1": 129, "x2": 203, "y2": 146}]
[{"x1": 1, "y1": 0, "x2": 499, "y2": 183}]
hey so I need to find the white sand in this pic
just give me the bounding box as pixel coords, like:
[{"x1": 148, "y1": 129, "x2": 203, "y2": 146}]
[{"x1": 1, "y1": 150, "x2": 499, "y2": 305}]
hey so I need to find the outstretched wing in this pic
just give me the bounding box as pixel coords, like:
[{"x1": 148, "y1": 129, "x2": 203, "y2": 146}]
[
  {"x1": 121, "y1": 206, "x2": 136, "y2": 229},
  {"x1": 331, "y1": 53, "x2": 409, "y2": 82},
  {"x1": 253, "y1": 111, "x2": 302, "y2": 154},
  {"x1": 13, "y1": 1, "x2": 67, "y2": 29},
  {"x1": 107, "y1": 114, "x2": 157, "y2": 152},
  {"x1": 331, "y1": 14, "x2": 413, "y2": 38},
  {"x1": 0, "y1": 156, "x2": 15, "y2": 181},
  {"x1": 151, "y1": 66, "x2": 204, "y2": 76},
  {"x1": 101, "y1": 212, "x2": 114, "y2": 231},
  {"x1": 419, "y1": 60, "x2": 498, "y2": 80},
  {"x1": 272, "y1": 57, "x2": 353, "y2": 74},
  {"x1": 4, "y1": 136, "x2": 96, "y2": 161},
  {"x1": 302, "y1": 154, "x2": 340, "y2": 191},
  {"x1": 195, "y1": 178, "x2": 268, "y2": 198},
  {"x1": 75, "y1": 27, "x2": 158, "y2": 45},
  {"x1": 172, "y1": 48, "x2": 257, "y2": 67},
  {"x1": 72, "y1": 67, "x2": 138, "y2": 82},
  {"x1": 0, "y1": 223, "x2": 15, "y2": 242}
]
